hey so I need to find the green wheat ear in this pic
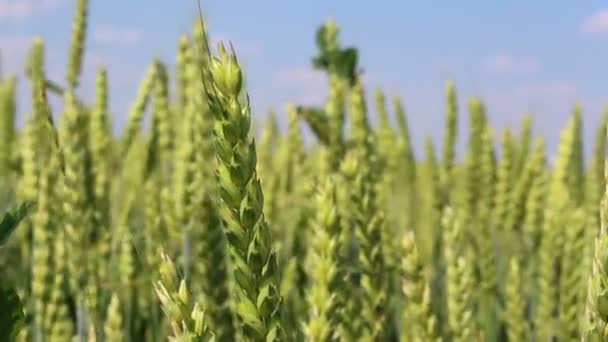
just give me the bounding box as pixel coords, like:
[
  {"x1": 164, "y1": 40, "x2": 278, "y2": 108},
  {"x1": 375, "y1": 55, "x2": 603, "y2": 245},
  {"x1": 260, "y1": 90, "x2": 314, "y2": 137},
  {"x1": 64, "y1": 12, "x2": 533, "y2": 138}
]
[
  {"x1": 121, "y1": 63, "x2": 156, "y2": 157},
  {"x1": 401, "y1": 230, "x2": 441, "y2": 341},
  {"x1": 46, "y1": 222, "x2": 75, "y2": 340},
  {"x1": 206, "y1": 43, "x2": 283, "y2": 341},
  {"x1": 31, "y1": 148, "x2": 61, "y2": 339},
  {"x1": 567, "y1": 105, "x2": 584, "y2": 206},
  {"x1": 178, "y1": 39, "x2": 236, "y2": 340},
  {"x1": 340, "y1": 79, "x2": 390, "y2": 340},
  {"x1": 155, "y1": 252, "x2": 213, "y2": 341},
  {"x1": 66, "y1": 0, "x2": 88, "y2": 89},
  {"x1": 583, "y1": 126, "x2": 608, "y2": 340},
  {"x1": 503, "y1": 258, "x2": 530, "y2": 342},
  {"x1": 393, "y1": 95, "x2": 417, "y2": 229},
  {"x1": 443, "y1": 208, "x2": 476, "y2": 342},
  {"x1": 304, "y1": 176, "x2": 341, "y2": 341},
  {"x1": 559, "y1": 208, "x2": 586, "y2": 340},
  {"x1": 0, "y1": 76, "x2": 16, "y2": 179},
  {"x1": 442, "y1": 80, "x2": 458, "y2": 189},
  {"x1": 516, "y1": 113, "x2": 533, "y2": 176},
  {"x1": 536, "y1": 116, "x2": 576, "y2": 342},
  {"x1": 152, "y1": 60, "x2": 173, "y2": 174},
  {"x1": 103, "y1": 294, "x2": 124, "y2": 342}
]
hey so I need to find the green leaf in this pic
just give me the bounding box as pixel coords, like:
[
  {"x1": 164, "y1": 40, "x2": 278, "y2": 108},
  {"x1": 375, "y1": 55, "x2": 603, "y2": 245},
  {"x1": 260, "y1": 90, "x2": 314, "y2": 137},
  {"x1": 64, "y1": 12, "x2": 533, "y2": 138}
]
[
  {"x1": 336, "y1": 47, "x2": 358, "y2": 86},
  {"x1": 311, "y1": 54, "x2": 330, "y2": 70},
  {"x1": 315, "y1": 25, "x2": 328, "y2": 53},
  {"x1": 0, "y1": 201, "x2": 35, "y2": 246},
  {"x1": 0, "y1": 282, "x2": 25, "y2": 341},
  {"x1": 296, "y1": 106, "x2": 330, "y2": 145}
]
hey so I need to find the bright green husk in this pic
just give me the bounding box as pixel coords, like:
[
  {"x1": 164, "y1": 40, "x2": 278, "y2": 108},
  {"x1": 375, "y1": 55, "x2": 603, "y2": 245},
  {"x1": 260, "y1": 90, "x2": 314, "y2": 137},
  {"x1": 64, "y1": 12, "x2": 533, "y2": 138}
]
[{"x1": 206, "y1": 43, "x2": 283, "y2": 341}]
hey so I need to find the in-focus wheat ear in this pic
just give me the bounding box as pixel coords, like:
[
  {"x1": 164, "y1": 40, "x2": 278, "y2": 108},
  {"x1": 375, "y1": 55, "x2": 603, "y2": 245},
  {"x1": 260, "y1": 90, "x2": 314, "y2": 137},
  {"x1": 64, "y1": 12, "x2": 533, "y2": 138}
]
[
  {"x1": 206, "y1": 42, "x2": 283, "y2": 341},
  {"x1": 180, "y1": 39, "x2": 236, "y2": 340}
]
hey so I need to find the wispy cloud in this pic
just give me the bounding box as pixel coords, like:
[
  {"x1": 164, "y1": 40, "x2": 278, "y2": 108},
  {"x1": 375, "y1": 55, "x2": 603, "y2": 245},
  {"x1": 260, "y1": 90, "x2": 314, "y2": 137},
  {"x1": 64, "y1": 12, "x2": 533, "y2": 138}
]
[
  {"x1": 484, "y1": 81, "x2": 577, "y2": 105},
  {"x1": 274, "y1": 67, "x2": 325, "y2": 87},
  {"x1": 94, "y1": 27, "x2": 143, "y2": 45},
  {"x1": 581, "y1": 9, "x2": 608, "y2": 34},
  {"x1": 0, "y1": 0, "x2": 62, "y2": 21},
  {"x1": 482, "y1": 54, "x2": 539, "y2": 75},
  {"x1": 515, "y1": 81, "x2": 576, "y2": 98},
  {"x1": 272, "y1": 66, "x2": 327, "y2": 105}
]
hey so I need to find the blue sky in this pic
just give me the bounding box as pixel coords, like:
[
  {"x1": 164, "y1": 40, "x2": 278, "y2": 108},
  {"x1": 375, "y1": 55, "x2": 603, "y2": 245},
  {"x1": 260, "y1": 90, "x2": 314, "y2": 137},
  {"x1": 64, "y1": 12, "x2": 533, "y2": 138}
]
[{"x1": 1, "y1": 0, "x2": 608, "y2": 158}]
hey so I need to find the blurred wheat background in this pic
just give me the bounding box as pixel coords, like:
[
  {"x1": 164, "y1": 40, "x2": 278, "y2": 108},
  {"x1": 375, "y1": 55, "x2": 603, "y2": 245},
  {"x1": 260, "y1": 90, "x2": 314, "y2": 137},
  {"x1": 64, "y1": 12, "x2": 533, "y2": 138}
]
[{"x1": 1, "y1": 1, "x2": 608, "y2": 341}]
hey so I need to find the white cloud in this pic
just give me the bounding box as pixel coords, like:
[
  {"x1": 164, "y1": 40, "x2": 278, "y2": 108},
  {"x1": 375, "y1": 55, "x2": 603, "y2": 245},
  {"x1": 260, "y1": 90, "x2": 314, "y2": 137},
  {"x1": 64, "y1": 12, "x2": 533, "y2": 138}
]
[
  {"x1": 581, "y1": 9, "x2": 608, "y2": 34},
  {"x1": 272, "y1": 67, "x2": 327, "y2": 105},
  {"x1": 94, "y1": 27, "x2": 143, "y2": 45},
  {"x1": 274, "y1": 67, "x2": 325, "y2": 87},
  {"x1": 0, "y1": 0, "x2": 62, "y2": 20},
  {"x1": 482, "y1": 54, "x2": 539, "y2": 75},
  {"x1": 515, "y1": 81, "x2": 577, "y2": 98}
]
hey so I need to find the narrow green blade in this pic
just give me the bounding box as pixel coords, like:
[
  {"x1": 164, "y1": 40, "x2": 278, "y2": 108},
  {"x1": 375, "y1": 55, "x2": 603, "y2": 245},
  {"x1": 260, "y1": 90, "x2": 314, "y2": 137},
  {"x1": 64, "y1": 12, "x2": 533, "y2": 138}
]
[
  {"x1": 0, "y1": 284, "x2": 25, "y2": 340},
  {"x1": 0, "y1": 201, "x2": 34, "y2": 246}
]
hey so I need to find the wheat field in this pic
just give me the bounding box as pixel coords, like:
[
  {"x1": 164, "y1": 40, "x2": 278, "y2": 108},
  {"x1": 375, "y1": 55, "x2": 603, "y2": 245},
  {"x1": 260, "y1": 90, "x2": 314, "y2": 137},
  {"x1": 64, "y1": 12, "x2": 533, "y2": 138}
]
[{"x1": 1, "y1": 1, "x2": 608, "y2": 341}]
